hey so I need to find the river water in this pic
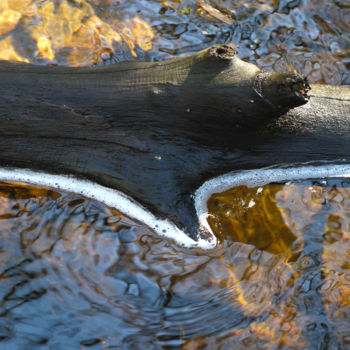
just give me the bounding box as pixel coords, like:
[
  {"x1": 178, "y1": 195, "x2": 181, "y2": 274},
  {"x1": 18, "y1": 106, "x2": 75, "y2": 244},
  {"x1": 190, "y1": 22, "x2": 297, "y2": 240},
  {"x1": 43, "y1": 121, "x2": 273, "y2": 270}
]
[
  {"x1": 0, "y1": 0, "x2": 349, "y2": 84},
  {"x1": 1, "y1": 178, "x2": 350, "y2": 348},
  {"x1": 0, "y1": 0, "x2": 349, "y2": 349}
]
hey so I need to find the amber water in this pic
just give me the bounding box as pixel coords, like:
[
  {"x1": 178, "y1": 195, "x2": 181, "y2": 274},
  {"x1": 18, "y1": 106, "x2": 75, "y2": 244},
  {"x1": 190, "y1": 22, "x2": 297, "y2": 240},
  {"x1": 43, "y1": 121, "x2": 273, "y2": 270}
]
[{"x1": 0, "y1": 179, "x2": 349, "y2": 348}]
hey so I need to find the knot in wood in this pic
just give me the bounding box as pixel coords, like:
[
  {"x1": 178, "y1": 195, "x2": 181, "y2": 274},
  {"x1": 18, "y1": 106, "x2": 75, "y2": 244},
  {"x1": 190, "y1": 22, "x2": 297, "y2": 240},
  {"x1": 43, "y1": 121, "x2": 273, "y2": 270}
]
[{"x1": 208, "y1": 44, "x2": 236, "y2": 60}]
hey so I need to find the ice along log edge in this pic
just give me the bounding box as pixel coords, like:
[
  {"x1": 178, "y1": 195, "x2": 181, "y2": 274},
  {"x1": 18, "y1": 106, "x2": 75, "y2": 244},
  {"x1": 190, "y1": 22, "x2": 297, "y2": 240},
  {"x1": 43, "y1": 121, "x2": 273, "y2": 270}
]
[{"x1": 0, "y1": 43, "x2": 349, "y2": 243}]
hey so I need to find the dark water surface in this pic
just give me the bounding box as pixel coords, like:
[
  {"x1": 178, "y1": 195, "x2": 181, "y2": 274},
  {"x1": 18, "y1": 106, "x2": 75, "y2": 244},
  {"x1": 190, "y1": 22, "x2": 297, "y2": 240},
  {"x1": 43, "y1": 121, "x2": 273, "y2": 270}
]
[{"x1": 1, "y1": 179, "x2": 350, "y2": 349}]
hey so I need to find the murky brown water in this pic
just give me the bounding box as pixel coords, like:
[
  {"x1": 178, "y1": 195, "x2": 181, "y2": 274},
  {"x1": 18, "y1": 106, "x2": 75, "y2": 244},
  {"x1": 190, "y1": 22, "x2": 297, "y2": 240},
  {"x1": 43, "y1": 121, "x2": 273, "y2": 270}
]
[
  {"x1": 1, "y1": 179, "x2": 350, "y2": 348},
  {"x1": 0, "y1": 0, "x2": 349, "y2": 84}
]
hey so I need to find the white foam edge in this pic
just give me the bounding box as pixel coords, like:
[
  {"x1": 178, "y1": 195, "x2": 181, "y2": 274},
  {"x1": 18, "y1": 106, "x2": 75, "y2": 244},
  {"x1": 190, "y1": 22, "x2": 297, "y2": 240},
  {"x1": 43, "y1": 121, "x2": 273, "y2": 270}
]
[
  {"x1": 0, "y1": 167, "x2": 216, "y2": 249},
  {"x1": 195, "y1": 164, "x2": 350, "y2": 239}
]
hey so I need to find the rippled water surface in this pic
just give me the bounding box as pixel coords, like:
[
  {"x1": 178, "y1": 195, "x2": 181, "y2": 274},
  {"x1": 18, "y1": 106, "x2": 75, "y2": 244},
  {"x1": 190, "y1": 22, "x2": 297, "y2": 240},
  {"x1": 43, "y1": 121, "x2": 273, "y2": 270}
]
[
  {"x1": 0, "y1": 0, "x2": 349, "y2": 84},
  {"x1": 1, "y1": 0, "x2": 350, "y2": 349},
  {"x1": 1, "y1": 179, "x2": 350, "y2": 348}
]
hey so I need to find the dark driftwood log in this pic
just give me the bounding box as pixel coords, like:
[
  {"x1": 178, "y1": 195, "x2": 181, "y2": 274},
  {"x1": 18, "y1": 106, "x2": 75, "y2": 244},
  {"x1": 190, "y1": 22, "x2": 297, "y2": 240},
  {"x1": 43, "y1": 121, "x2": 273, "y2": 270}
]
[{"x1": 0, "y1": 43, "x2": 349, "y2": 238}]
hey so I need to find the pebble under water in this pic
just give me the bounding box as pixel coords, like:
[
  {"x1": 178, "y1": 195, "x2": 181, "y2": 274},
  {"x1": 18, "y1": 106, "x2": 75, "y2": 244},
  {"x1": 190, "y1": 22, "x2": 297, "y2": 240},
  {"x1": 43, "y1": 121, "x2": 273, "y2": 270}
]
[{"x1": 1, "y1": 179, "x2": 350, "y2": 349}]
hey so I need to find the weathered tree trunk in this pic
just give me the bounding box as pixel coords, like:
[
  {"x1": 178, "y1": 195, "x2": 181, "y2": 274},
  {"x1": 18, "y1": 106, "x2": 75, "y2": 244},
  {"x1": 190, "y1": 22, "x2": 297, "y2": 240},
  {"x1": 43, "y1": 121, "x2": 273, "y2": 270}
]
[{"x1": 0, "y1": 43, "x2": 349, "y2": 238}]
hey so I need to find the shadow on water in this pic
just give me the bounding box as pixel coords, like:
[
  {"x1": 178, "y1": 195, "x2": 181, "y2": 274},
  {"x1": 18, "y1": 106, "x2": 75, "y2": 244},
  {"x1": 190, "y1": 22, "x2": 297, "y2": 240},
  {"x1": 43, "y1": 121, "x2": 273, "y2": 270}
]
[{"x1": 0, "y1": 179, "x2": 350, "y2": 348}]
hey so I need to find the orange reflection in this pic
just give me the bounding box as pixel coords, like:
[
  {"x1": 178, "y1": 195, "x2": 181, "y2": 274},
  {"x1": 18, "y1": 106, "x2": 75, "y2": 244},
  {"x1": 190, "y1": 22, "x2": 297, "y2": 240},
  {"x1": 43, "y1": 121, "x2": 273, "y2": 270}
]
[
  {"x1": 0, "y1": 36, "x2": 29, "y2": 62},
  {"x1": 206, "y1": 181, "x2": 350, "y2": 348},
  {"x1": 0, "y1": 0, "x2": 32, "y2": 35},
  {"x1": 0, "y1": 0, "x2": 154, "y2": 65},
  {"x1": 184, "y1": 305, "x2": 309, "y2": 350},
  {"x1": 120, "y1": 16, "x2": 154, "y2": 57},
  {"x1": 207, "y1": 184, "x2": 301, "y2": 254},
  {"x1": 0, "y1": 9, "x2": 21, "y2": 36},
  {"x1": 1, "y1": 178, "x2": 350, "y2": 347},
  {"x1": 205, "y1": 182, "x2": 335, "y2": 348},
  {"x1": 67, "y1": 14, "x2": 122, "y2": 66}
]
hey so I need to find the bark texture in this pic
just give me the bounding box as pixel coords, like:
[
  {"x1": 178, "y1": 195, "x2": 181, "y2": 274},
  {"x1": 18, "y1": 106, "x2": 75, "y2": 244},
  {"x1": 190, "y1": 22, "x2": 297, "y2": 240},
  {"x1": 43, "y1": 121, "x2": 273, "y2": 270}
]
[{"x1": 0, "y1": 44, "x2": 349, "y2": 237}]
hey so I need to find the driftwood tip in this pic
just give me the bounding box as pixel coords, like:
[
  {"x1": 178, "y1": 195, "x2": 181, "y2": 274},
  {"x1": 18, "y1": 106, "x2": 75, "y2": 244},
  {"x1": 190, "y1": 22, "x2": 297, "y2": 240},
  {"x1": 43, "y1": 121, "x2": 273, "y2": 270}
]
[
  {"x1": 287, "y1": 72, "x2": 311, "y2": 104},
  {"x1": 254, "y1": 70, "x2": 311, "y2": 115}
]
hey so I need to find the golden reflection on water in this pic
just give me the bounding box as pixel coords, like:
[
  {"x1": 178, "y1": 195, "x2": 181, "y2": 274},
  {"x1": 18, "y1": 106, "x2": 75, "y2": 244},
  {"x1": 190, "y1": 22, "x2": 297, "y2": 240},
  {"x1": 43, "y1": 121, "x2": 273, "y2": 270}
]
[
  {"x1": 0, "y1": 36, "x2": 29, "y2": 62},
  {"x1": 203, "y1": 180, "x2": 350, "y2": 348},
  {"x1": 1, "y1": 179, "x2": 350, "y2": 348},
  {"x1": 0, "y1": 0, "x2": 348, "y2": 83},
  {"x1": 0, "y1": 0, "x2": 154, "y2": 65},
  {"x1": 207, "y1": 184, "x2": 302, "y2": 255}
]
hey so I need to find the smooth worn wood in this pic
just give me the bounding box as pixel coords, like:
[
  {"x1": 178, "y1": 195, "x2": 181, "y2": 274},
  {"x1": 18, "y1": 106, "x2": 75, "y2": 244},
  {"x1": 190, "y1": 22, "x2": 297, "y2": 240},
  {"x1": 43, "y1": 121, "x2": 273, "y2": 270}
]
[{"x1": 0, "y1": 44, "x2": 349, "y2": 238}]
